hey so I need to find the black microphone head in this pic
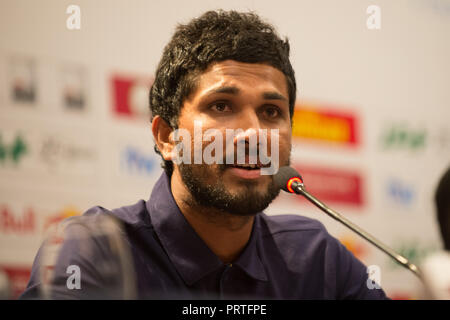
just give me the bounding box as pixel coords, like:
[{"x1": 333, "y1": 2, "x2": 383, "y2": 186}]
[{"x1": 273, "y1": 166, "x2": 304, "y2": 193}]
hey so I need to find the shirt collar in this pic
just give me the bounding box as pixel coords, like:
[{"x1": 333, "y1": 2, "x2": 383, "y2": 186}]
[
  {"x1": 233, "y1": 216, "x2": 268, "y2": 281},
  {"x1": 146, "y1": 173, "x2": 268, "y2": 285}
]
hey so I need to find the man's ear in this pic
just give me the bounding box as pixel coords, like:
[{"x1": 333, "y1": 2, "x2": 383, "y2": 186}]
[{"x1": 151, "y1": 115, "x2": 174, "y2": 161}]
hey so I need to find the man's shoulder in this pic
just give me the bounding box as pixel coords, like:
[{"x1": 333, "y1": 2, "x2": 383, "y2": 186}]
[
  {"x1": 258, "y1": 213, "x2": 340, "y2": 254},
  {"x1": 259, "y1": 213, "x2": 329, "y2": 237},
  {"x1": 83, "y1": 199, "x2": 150, "y2": 229}
]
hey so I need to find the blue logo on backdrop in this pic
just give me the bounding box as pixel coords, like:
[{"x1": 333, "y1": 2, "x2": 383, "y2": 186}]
[
  {"x1": 121, "y1": 146, "x2": 156, "y2": 175},
  {"x1": 387, "y1": 179, "x2": 415, "y2": 206}
]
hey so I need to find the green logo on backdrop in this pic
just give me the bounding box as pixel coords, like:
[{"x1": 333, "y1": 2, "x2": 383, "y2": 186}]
[
  {"x1": 0, "y1": 134, "x2": 28, "y2": 165},
  {"x1": 381, "y1": 125, "x2": 426, "y2": 151},
  {"x1": 387, "y1": 241, "x2": 437, "y2": 270}
]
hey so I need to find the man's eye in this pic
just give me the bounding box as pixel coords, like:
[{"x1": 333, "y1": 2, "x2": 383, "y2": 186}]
[
  {"x1": 210, "y1": 102, "x2": 232, "y2": 113},
  {"x1": 263, "y1": 105, "x2": 281, "y2": 118}
]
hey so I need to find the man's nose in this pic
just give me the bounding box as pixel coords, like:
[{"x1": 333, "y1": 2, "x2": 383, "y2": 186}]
[{"x1": 232, "y1": 109, "x2": 261, "y2": 145}]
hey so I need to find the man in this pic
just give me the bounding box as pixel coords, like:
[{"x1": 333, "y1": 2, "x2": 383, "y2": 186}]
[
  {"x1": 420, "y1": 166, "x2": 450, "y2": 299},
  {"x1": 21, "y1": 10, "x2": 388, "y2": 299},
  {"x1": 435, "y1": 166, "x2": 450, "y2": 251}
]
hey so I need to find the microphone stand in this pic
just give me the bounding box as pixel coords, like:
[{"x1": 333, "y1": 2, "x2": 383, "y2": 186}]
[{"x1": 291, "y1": 180, "x2": 423, "y2": 279}]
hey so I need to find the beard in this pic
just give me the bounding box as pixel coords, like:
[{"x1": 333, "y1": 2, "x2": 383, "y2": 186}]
[{"x1": 177, "y1": 162, "x2": 281, "y2": 216}]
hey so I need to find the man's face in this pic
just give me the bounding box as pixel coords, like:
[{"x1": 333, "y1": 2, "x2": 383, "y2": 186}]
[{"x1": 173, "y1": 60, "x2": 292, "y2": 215}]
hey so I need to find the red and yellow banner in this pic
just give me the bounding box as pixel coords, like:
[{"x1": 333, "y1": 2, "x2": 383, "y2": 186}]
[
  {"x1": 293, "y1": 165, "x2": 364, "y2": 207},
  {"x1": 292, "y1": 104, "x2": 359, "y2": 146}
]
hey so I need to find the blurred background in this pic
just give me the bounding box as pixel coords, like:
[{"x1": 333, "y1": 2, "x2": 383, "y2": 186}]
[{"x1": 0, "y1": 0, "x2": 449, "y2": 299}]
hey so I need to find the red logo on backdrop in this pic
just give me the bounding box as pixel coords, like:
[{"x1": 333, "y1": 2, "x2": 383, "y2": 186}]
[
  {"x1": 292, "y1": 104, "x2": 360, "y2": 147},
  {"x1": 111, "y1": 74, "x2": 153, "y2": 118},
  {"x1": 0, "y1": 265, "x2": 31, "y2": 299},
  {"x1": 293, "y1": 165, "x2": 364, "y2": 207},
  {"x1": 0, "y1": 205, "x2": 35, "y2": 234},
  {"x1": 389, "y1": 293, "x2": 414, "y2": 300}
]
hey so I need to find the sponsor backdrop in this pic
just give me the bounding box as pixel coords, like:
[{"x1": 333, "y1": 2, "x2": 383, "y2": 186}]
[{"x1": 1, "y1": 0, "x2": 449, "y2": 299}]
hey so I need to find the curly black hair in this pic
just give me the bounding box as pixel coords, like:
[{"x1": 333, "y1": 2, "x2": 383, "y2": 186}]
[{"x1": 149, "y1": 10, "x2": 297, "y2": 176}]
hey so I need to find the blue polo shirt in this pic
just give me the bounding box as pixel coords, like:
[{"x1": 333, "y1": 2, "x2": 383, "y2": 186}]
[{"x1": 21, "y1": 173, "x2": 388, "y2": 299}]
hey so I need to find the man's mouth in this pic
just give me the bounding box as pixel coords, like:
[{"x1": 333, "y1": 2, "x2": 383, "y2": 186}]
[
  {"x1": 229, "y1": 163, "x2": 261, "y2": 170},
  {"x1": 225, "y1": 162, "x2": 271, "y2": 180}
]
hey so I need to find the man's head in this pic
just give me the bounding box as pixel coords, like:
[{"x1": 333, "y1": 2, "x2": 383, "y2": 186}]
[
  {"x1": 150, "y1": 10, "x2": 296, "y2": 215},
  {"x1": 435, "y1": 166, "x2": 450, "y2": 250}
]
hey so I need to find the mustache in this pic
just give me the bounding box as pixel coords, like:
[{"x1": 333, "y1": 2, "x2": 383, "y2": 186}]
[{"x1": 222, "y1": 139, "x2": 272, "y2": 164}]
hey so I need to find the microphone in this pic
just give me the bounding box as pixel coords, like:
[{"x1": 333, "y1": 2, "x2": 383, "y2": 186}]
[{"x1": 274, "y1": 166, "x2": 422, "y2": 279}]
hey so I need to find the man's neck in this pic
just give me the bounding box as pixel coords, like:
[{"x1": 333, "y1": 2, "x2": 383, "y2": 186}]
[{"x1": 170, "y1": 169, "x2": 255, "y2": 264}]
